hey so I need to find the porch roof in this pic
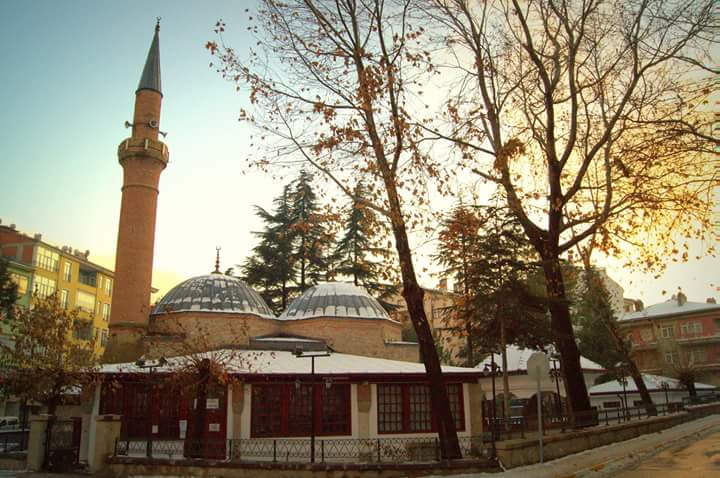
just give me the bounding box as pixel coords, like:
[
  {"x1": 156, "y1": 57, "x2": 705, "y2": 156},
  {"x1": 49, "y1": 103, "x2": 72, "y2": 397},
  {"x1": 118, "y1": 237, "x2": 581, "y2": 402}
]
[
  {"x1": 99, "y1": 349, "x2": 484, "y2": 380},
  {"x1": 588, "y1": 373, "x2": 716, "y2": 395}
]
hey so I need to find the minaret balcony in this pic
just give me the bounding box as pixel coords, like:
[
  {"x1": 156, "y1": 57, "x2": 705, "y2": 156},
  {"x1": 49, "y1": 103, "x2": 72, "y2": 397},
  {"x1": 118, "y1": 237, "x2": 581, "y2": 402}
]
[{"x1": 117, "y1": 137, "x2": 169, "y2": 166}]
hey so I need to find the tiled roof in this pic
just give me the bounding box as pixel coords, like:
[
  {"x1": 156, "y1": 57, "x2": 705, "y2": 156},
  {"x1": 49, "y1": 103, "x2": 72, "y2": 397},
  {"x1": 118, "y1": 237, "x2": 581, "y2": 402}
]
[
  {"x1": 151, "y1": 274, "x2": 274, "y2": 318},
  {"x1": 278, "y1": 282, "x2": 394, "y2": 322},
  {"x1": 620, "y1": 300, "x2": 720, "y2": 322}
]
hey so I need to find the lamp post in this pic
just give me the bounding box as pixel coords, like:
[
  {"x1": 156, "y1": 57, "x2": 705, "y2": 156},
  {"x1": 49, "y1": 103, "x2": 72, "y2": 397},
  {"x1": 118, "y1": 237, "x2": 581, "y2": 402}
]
[
  {"x1": 293, "y1": 347, "x2": 331, "y2": 463},
  {"x1": 660, "y1": 381, "x2": 670, "y2": 409},
  {"x1": 483, "y1": 352, "x2": 499, "y2": 459},
  {"x1": 549, "y1": 354, "x2": 563, "y2": 417},
  {"x1": 615, "y1": 361, "x2": 628, "y2": 420},
  {"x1": 135, "y1": 357, "x2": 168, "y2": 458}
]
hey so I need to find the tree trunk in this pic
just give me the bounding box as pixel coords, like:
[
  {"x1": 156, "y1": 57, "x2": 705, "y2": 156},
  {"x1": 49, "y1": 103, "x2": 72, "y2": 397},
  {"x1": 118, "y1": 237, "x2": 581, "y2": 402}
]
[
  {"x1": 190, "y1": 359, "x2": 210, "y2": 458},
  {"x1": 541, "y1": 256, "x2": 593, "y2": 424}
]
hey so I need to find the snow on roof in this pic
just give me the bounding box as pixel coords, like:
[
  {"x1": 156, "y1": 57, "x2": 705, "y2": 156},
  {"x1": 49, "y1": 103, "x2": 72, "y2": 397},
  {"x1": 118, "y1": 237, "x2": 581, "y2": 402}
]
[
  {"x1": 474, "y1": 345, "x2": 605, "y2": 373},
  {"x1": 589, "y1": 373, "x2": 716, "y2": 394},
  {"x1": 620, "y1": 300, "x2": 720, "y2": 322},
  {"x1": 278, "y1": 282, "x2": 396, "y2": 322},
  {"x1": 100, "y1": 350, "x2": 481, "y2": 377},
  {"x1": 253, "y1": 336, "x2": 323, "y2": 343}
]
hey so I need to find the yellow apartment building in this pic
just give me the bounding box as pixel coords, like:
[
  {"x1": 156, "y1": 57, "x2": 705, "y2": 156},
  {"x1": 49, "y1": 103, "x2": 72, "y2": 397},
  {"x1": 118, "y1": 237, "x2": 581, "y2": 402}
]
[{"x1": 0, "y1": 222, "x2": 113, "y2": 356}]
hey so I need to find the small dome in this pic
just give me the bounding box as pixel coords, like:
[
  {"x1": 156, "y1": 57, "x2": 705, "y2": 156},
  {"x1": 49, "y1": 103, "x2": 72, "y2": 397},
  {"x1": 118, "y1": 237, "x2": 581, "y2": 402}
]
[
  {"x1": 279, "y1": 282, "x2": 393, "y2": 321},
  {"x1": 151, "y1": 274, "x2": 274, "y2": 318}
]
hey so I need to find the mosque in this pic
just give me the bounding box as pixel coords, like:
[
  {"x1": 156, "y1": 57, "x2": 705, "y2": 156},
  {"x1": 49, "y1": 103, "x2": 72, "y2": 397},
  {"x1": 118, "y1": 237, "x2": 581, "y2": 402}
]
[{"x1": 90, "y1": 22, "x2": 485, "y2": 460}]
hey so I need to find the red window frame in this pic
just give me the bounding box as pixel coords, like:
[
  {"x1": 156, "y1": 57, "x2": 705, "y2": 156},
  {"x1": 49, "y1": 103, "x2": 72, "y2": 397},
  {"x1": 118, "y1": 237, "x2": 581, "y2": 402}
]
[
  {"x1": 251, "y1": 383, "x2": 351, "y2": 438},
  {"x1": 377, "y1": 383, "x2": 465, "y2": 434}
]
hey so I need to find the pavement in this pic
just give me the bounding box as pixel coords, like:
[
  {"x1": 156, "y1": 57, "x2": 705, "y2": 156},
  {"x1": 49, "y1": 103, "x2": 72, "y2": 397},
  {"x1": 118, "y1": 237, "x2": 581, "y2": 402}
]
[{"x1": 425, "y1": 414, "x2": 720, "y2": 478}]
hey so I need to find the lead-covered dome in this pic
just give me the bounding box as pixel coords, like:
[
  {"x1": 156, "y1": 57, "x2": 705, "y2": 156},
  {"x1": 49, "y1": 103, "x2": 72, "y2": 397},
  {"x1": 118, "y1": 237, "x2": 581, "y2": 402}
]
[
  {"x1": 279, "y1": 282, "x2": 393, "y2": 321},
  {"x1": 151, "y1": 274, "x2": 274, "y2": 318}
]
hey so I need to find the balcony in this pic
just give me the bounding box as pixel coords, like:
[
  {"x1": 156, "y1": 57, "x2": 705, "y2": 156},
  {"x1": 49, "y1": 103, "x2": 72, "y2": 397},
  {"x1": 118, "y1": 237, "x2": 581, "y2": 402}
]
[{"x1": 78, "y1": 268, "x2": 97, "y2": 287}]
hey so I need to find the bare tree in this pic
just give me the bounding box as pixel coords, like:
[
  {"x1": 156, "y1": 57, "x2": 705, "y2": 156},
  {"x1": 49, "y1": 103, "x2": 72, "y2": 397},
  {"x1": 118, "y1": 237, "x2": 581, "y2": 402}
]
[
  {"x1": 208, "y1": 1, "x2": 462, "y2": 457},
  {"x1": 429, "y1": 0, "x2": 718, "y2": 418}
]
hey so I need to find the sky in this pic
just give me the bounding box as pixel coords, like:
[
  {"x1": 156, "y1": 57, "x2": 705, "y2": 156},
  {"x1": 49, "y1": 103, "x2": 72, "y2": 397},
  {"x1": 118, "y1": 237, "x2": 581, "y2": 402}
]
[{"x1": 1, "y1": 0, "x2": 717, "y2": 308}]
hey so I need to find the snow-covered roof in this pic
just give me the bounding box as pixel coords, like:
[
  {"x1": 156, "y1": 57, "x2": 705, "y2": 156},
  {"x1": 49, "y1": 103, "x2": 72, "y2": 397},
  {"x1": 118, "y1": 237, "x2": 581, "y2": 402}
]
[
  {"x1": 151, "y1": 274, "x2": 275, "y2": 318},
  {"x1": 620, "y1": 300, "x2": 720, "y2": 322},
  {"x1": 100, "y1": 349, "x2": 480, "y2": 377},
  {"x1": 589, "y1": 373, "x2": 716, "y2": 395},
  {"x1": 278, "y1": 282, "x2": 395, "y2": 322},
  {"x1": 474, "y1": 345, "x2": 605, "y2": 373}
]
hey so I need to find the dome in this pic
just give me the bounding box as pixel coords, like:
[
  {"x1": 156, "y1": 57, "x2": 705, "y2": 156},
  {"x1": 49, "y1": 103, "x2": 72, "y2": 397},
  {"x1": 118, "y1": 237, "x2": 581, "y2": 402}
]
[
  {"x1": 278, "y1": 282, "x2": 393, "y2": 321},
  {"x1": 151, "y1": 274, "x2": 274, "y2": 318}
]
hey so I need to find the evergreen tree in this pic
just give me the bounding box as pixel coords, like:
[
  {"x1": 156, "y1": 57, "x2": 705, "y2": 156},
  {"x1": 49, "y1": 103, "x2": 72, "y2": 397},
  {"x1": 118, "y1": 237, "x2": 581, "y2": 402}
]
[
  {"x1": 0, "y1": 257, "x2": 18, "y2": 322},
  {"x1": 334, "y1": 183, "x2": 398, "y2": 309},
  {"x1": 288, "y1": 170, "x2": 331, "y2": 291},
  {"x1": 242, "y1": 185, "x2": 296, "y2": 314}
]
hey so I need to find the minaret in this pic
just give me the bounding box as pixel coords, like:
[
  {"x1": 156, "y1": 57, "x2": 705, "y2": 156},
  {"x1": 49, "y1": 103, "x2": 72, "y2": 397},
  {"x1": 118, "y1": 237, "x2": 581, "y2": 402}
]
[{"x1": 104, "y1": 20, "x2": 169, "y2": 363}]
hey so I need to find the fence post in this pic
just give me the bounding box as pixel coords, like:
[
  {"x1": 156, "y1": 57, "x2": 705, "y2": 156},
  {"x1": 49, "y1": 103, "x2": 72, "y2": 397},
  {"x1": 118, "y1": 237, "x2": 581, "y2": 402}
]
[
  {"x1": 273, "y1": 439, "x2": 277, "y2": 463},
  {"x1": 321, "y1": 440, "x2": 324, "y2": 463},
  {"x1": 435, "y1": 437, "x2": 440, "y2": 461},
  {"x1": 377, "y1": 438, "x2": 381, "y2": 463}
]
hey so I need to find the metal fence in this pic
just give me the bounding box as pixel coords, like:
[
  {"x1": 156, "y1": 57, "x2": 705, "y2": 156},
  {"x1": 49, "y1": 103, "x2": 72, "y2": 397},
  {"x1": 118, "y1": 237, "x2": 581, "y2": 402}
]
[
  {"x1": 0, "y1": 429, "x2": 29, "y2": 453},
  {"x1": 115, "y1": 435, "x2": 490, "y2": 463}
]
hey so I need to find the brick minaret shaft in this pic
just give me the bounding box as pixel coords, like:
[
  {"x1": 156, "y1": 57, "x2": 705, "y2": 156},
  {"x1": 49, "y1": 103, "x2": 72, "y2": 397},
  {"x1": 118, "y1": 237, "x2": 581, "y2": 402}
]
[{"x1": 104, "y1": 22, "x2": 168, "y2": 363}]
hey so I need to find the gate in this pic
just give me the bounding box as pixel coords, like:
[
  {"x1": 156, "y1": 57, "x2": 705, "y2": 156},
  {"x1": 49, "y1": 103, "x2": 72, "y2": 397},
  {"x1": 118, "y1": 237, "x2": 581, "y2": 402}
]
[{"x1": 45, "y1": 417, "x2": 81, "y2": 472}]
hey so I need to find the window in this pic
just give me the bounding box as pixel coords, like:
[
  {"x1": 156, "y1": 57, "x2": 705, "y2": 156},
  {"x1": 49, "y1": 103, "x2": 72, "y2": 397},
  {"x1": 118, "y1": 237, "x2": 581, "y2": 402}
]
[
  {"x1": 681, "y1": 321, "x2": 703, "y2": 336},
  {"x1": 660, "y1": 325, "x2": 674, "y2": 339},
  {"x1": 603, "y1": 401, "x2": 621, "y2": 409},
  {"x1": 640, "y1": 328, "x2": 654, "y2": 343},
  {"x1": 60, "y1": 289, "x2": 69, "y2": 309},
  {"x1": 690, "y1": 348, "x2": 706, "y2": 363},
  {"x1": 73, "y1": 320, "x2": 93, "y2": 341},
  {"x1": 78, "y1": 267, "x2": 97, "y2": 287},
  {"x1": 664, "y1": 351, "x2": 678, "y2": 364},
  {"x1": 100, "y1": 329, "x2": 108, "y2": 347},
  {"x1": 10, "y1": 273, "x2": 28, "y2": 296},
  {"x1": 104, "y1": 278, "x2": 112, "y2": 295},
  {"x1": 251, "y1": 383, "x2": 351, "y2": 437},
  {"x1": 76, "y1": 290, "x2": 96, "y2": 313},
  {"x1": 35, "y1": 247, "x2": 59, "y2": 272},
  {"x1": 32, "y1": 276, "x2": 56, "y2": 297},
  {"x1": 102, "y1": 303, "x2": 110, "y2": 321},
  {"x1": 377, "y1": 383, "x2": 465, "y2": 434},
  {"x1": 63, "y1": 262, "x2": 72, "y2": 282}
]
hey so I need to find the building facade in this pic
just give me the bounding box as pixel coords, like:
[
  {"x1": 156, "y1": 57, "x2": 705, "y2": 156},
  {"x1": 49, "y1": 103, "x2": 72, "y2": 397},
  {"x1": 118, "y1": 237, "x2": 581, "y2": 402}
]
[
  {"x1": 619, "y1": 296, "x2": 720, "y2": 386},
  {"x1": 0, "y1": 223, "x2": 114, "y2": 355}
]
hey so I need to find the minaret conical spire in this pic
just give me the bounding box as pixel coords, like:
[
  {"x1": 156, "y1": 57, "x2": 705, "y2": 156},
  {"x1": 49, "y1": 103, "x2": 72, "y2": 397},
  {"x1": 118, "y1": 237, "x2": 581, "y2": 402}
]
[{"x1": 137, "y1": 18, "x2": 162, "y2": 95}]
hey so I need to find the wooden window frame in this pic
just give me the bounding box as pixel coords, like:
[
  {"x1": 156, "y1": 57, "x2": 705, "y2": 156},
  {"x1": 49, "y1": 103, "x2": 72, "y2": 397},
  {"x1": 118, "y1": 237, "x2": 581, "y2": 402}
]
[
  {"x1": 251, "y1": 383, "x2": 351, "y2": 438},
  {"x1": 377, "y1": 383, "x2": 465, "y2": 434}
]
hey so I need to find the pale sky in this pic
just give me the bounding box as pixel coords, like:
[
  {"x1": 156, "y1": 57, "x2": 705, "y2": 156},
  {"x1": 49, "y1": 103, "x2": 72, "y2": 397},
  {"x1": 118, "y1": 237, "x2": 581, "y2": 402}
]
[{"x1": 1, "y1": 0, "x2": 717, "y2": 309}]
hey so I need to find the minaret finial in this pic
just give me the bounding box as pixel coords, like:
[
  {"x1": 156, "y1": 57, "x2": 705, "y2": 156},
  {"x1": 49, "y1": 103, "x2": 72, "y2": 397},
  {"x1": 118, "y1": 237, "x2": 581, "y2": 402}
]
[
  {"x1": 214, "y1": 246, "x2": 221, "y2": 274},
  {"x1": 156, "y1": 17, "x2": 161, "y2": 33}
]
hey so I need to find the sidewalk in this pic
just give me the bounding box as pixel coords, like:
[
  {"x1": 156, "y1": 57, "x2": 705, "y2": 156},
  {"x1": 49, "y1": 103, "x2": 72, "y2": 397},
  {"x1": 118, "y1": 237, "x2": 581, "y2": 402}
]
[{"x1": 426, "y1": 414, "x2": 720, "y2": 478}]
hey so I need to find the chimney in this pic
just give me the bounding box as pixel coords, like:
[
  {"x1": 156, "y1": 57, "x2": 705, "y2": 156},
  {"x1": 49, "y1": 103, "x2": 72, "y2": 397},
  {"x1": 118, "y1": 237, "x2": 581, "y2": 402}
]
[
  {"x1": 707, "y1": 297, "x2": 717, "y2": 304},
  {"x1": 33, "y1": 233, "x2": 42, "y2": 241},
  {"x1": 438, "y1": 278, "x2": 448, "y2": 291},
  {"x1": 84, "y1": 250, "x2": 90, "y2": 259},
  {"x1": 9, "y1": 224, "x2": 16, "y2": 230},
  {"x1": 677, "y1": 289, "x2": 687, "y2": 306}
]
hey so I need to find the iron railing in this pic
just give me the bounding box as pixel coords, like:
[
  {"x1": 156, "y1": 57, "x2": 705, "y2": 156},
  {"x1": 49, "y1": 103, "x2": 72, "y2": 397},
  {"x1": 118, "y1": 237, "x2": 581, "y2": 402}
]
[{"x1": 114, "y1": 435, "x2": 489, "y2": 463}]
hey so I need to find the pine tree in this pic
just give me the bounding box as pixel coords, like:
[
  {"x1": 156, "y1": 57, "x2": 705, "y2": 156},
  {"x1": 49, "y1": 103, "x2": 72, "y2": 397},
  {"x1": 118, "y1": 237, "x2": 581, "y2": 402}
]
[
  {"x1": 288, "y1": 171, "x2": 331, "y2": 291},
  {"x1": 242, "y1": 185, "x2": 296, "y2": 314},
  {"x1": 334, "y1": 184, "x2": 397, "y2": 308}
]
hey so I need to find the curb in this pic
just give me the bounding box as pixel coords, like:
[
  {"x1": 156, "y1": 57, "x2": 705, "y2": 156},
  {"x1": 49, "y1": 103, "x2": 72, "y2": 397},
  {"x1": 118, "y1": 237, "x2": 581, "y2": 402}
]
[{"x1": 557, "y1": 417, "x2": 719, "y2": 478}]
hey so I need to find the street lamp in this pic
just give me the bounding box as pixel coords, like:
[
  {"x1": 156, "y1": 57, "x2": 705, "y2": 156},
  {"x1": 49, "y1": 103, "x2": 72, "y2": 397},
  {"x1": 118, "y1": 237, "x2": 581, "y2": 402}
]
[
  {"x1": 135, "y1": 357, "x2": 168, "y2": 458},
  {"x1": 615, "y1": 361, "x2": 629, "y2": 421},
  {"x1": 483, "y1": 352, "x2": 499, "y2": 459},
  {"x1": 549, "y1": 353, "x2": 563, "y2": 417},
  {"x1": 660, "y1": 381, "x2": 670, "y2": 409},
  {"x1": 293, "y1": 347, "x2": 331, "y2": 463}
]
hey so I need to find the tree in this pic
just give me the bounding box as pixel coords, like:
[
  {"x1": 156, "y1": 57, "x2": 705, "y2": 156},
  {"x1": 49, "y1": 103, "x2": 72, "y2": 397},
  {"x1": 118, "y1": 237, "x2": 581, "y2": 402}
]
[
  {"x1": 573, "y1": 268, "x2": 656, "y2": 415},
  {"x1": 0, "y1": 293, "x2": 97, "y2": 416},
  {"x1": 288, "y1": 170, "x2": 332, "y2": 291},
  {"x1": 429, "y1": 0, "x2": 718, "y2": 418},
  {"x1": 243, "y1": 185, "x2": 297, "y2": 314},
  {"x1": 0, "y1": 257, "x2": 18, "y2": 322},
  {"x1": 334, "y1": 183, "x2": 398, "y2": 309},
  {"x1": 209, "y1": 0, "x2": 463, "y2": 457}
]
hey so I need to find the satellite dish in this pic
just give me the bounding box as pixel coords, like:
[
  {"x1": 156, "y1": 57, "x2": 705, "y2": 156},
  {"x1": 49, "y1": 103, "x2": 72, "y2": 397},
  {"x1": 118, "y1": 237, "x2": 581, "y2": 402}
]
[{"x1": 527, "y1": 352, "x2": 550, "y2": 381}]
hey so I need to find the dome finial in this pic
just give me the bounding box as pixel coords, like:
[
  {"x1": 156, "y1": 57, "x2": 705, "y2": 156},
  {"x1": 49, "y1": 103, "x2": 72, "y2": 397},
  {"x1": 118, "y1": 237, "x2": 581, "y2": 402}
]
[
  {"x1": 156, "y1": 17, "x2": 161, "y2": 33},
  {"x1": 213, "y1": 246, "x2": 221, "y2": 274}
]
